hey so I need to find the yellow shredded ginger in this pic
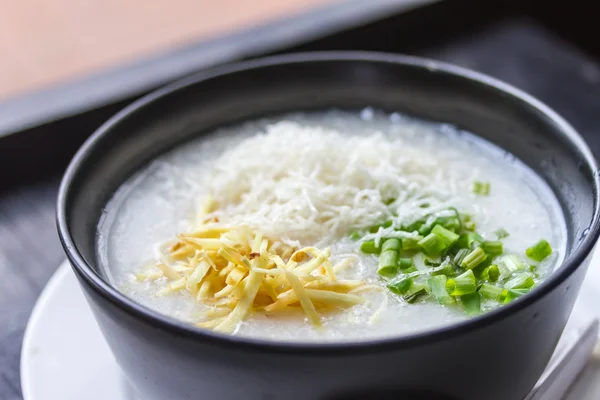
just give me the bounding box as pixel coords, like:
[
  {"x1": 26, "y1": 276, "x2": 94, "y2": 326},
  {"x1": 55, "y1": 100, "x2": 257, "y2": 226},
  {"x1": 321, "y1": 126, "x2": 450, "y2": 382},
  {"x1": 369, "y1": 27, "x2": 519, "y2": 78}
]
[{"x1": 140, "y1": 223, "x2": 368, "y2": 333}]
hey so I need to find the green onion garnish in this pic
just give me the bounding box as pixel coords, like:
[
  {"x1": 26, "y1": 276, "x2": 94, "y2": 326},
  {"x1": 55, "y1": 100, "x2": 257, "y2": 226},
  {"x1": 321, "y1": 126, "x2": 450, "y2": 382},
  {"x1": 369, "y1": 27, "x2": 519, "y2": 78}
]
[
  {"x1": 461, "y1": 293, "x2": 481, "y2": 315},
  {"x1": 381, "y1": 238, "x2": 401, "y2": 253},
  {"x1": 464, "y1": 221, "x2": 476, "y2": 231},
  {"x1": 424, "y1": 258, "x2": 441, "y2": 267},
  {"x1": 403, "y1": 283, "x2": 429, "y2": 304},
  {"x1": 435, "y1": 216, "x2": 460, "y2": 233},
  {"x1": 348, "y1": 231, "x2": 362, "y2": 240},
  {"x1": 418, "y1": 225, "x2": 459, "y2": 256},
  {"x1": 368, "y1": 225, "x2": 380, "y2": 233},
  {"x1": 418, "y1": 225, "x2": 432, "y2": 236},
  {"x1": 495, "y1": 228, "x2": 509, "y2": 239},
  {"x1": 403, "y1": 221, "x2": 423, "y2": 233},
  {"x1": 499, "y1": 289, "x2": 526, "y2": 304},
  {"x1": 479, "y1": 283, "x2": 504, "y2": 301},
  {"x1": 453, "y1": 248, "x2": 471, "y2": 266},
  {"x1": 496, "y1": 254, "x2": 525, "y2": 276},
  {"x1": 446, "y1": 269, "x2": 476, "y2": 296},
  {"x1": 461, "y1": 247, "x2": 487, "y2": 270},
  {"x1": 418, "y1": 233, "x2": 443, "y2": 256},
  {"x1": 457, "y1": 232, "x2": 484, "y2": 250},
  {"x1": 360, "y1": 240, "x2": 379, "y2": 254},
  {"x1": 401, "y1": 236, "x2": 423, "y2": 251},
  {"x1": 472, "y1": 181, "x2": 490, "y2": 195},
  {"x1": 431, "y1": 224, "x2": 459, "y2": 246},
  {"x1": 481, "y1": 241, "x2": 503, "y2": 256},
  {"x1": 432, "y1": 258, "x2": 456, "y2": 277},
  {"x1": 388, "y1": 277, "x2": 413, "y2": 295},
  {"x1": 377, "y1": 250, "x2": 399, "y2": 277},
  {"x1": 427, "y1": 275, "x2": 455, "y2": 305},
  {"x1": 372, "y1": 202, "x2": 543, "y2": 316},
  {"x1": 487, "y1": 264, "x2": 500, "y2": 282},
  {"x1": 399, "y1": 258, "x2": 413, "y2": 270},
  {"x1": 504, "y1": 272, "x2": 535, "y2": 290},
  {"x1": 529, "y1": 264, "x2": 539, "y2": 278},
  {"x1": 526, "y1": 239, "x2": 552, "y2": 262}
]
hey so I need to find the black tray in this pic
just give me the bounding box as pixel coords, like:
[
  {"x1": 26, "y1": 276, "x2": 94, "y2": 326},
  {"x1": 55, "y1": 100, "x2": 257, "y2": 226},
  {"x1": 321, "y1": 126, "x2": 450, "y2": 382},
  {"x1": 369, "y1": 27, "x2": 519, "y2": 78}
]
[{"x1": 2, "y1": 0, "x2": 600, "y2": 398}]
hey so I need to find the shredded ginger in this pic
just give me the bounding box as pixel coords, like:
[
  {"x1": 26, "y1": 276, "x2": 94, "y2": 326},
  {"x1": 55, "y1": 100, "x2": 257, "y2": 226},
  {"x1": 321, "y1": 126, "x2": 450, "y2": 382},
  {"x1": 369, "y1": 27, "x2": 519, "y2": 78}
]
[
  {"x1": 137, "y1": 224, "x2": 370, "y2": 333},
  {"x1": 199, "y1": 121, "x2": 464, "y2": 248}
]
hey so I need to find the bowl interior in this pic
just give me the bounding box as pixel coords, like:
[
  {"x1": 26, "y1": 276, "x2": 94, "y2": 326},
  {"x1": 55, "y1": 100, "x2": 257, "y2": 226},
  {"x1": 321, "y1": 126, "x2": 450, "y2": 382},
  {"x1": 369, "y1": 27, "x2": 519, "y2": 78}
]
[{"x1": 61, "y1": 53, "x2": 597, "y2": 287}]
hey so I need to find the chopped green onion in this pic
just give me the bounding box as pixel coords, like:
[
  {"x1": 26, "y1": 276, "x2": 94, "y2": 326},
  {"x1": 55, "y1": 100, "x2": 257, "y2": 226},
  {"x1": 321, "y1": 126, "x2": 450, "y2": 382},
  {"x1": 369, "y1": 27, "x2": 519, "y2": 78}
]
[
  {"x1": 419, "y1": 225, "x2": 459, "y2": 256},
  {"x1": 431, "y1": 225, "x2": 459, "y2": 246},
  {"x1": 457, "y1": 232, "x2": 484, "y2": 250},
  {"x1": 446, "y1": 269, "x2": 476, "y2": 296},
  {"x1": 401, "y1": 236, "x2": 422, "y2": 251},
  {"x1": 403, "y1": 283, "x2": 429, "y2": 304},
  {"x1": 464, "y1": 221, "x2": 476, "y2": 231},
  {"x1": 529, "y1": 265, "x2": 539, "y2": 278},
  {"x1": 496, "y1": 254, "x2": 525, "y2": 277},
  {"x1": 377, "y1": 250, "x2": 399, "y2": 278},
  {"x1": 419, "y1": 202, "x2": 430, "y2": 208},
  {"x1": 360, "y1": 240, "x2": 379, "y2": 254},
  {"x1": 479, "y1": 262, "x2": 499, "y2": 281},
  {"x1": 461, "y1": 247, "x2": 487, "y2": 270},
  {"x1": 495, "y1": 228, "x2": 509, "y2": 239},
  {"x1": 504, "y1": 272, "x2": 535, "y2": 290},
  {"x1": 427, "y1": 275, "x2": 455, "y2": 305},
  {"x1": 472, "y1": 181, "x2": 490, "y2": 195},
  {"x1": 526, "y1": 239, "x2": 552, "y2": 262},
  {"x1": 471, "y1": 257, "x2": 493, "y2": 278},
  {"x1": 482, "y1": 241, "x2": 503, "y2": 256},
  {"x1": 399, "y1": 258, "x2": 413, "y2": 270},
  {"x1": 384, "y1": 198, "x2": 396, "y2": 205},
  {"x1": 439, "y1": 207, "x2": 462, "y2": 232},
  {"x1": 432, "y1": 258, "x2": 456, "y2": 277},
  {"x1": 453, "y1": 248, "x2": 471, "y2": 266},
  {"x1": 418, "y1": 233, "x2": 444, "y2": 256},
  {"x1": 404, "y1": 221, "x2": 424, "y2": 233},
  {"x1": 381, "y1": 238, "x2": 401, "y2": 253},
  {"x1": 435, "y1": 216, "x2": 460, "y2": 233},
  {"x1": 403, "y1": 266, "x2": 418, "y2": 274},
  {"x1": 368, "y1": 225, "x2": 380, "y2": 233},
  {"x1": 487, "y1": 265, "x2": 500, "y2": 282},
  {"x1": 424, "y1": 258, "x2": 441, "y2": 267},
  {"x1": 348, "y1": 231, "x2": 362, "y2": 240},
  {"x1": 418, "y1": 225, "x2": 432, "y2": 236},
  {"x1": 388, "y1": 277, "x2": 413, "y2": 295},
  {"x1": 461, "y1": 293, "x2": 481, "y2": 315},
  {"x1": 479, "y1": 283, "x2": 504, "y2": 300},
  {"x1": 499, "y1": 289, "x2": 526, "y2": 304},
  {"x1": 382, "y1": 220, "x2": 393, "y2": 228}
]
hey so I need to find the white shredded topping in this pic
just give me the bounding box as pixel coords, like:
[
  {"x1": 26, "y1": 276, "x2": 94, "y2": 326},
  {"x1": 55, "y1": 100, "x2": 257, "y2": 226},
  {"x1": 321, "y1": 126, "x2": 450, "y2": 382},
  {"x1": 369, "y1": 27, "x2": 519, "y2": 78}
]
[{"x1": 200, "y1": 121, "x2": 470, "y2": 247}]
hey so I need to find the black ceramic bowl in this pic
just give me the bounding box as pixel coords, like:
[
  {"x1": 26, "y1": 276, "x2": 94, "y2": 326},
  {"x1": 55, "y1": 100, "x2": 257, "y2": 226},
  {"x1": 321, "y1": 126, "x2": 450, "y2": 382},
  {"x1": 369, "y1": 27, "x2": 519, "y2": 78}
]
[{"x1": 57, "y1": 52, "x2": 600, "y2": 400}]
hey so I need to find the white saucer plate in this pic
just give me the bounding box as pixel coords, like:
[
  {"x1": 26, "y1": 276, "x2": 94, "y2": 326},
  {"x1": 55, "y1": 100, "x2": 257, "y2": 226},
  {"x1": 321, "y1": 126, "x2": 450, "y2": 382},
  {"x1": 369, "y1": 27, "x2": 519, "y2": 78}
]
[{"x1": 21, "y1": 256, "x2": 600, "y2": 400}]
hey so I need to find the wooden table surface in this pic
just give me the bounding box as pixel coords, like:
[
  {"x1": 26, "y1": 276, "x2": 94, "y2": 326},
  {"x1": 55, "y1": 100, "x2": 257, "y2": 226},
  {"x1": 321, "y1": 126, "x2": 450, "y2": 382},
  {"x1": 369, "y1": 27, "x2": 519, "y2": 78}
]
[{"x1": 0, "y1": 0, "x2": 336, "y2": 101}]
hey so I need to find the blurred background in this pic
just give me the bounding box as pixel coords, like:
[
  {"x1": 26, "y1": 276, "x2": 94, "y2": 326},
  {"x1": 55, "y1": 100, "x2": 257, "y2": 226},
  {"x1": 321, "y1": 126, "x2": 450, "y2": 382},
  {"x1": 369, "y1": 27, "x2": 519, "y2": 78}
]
[{"x1": 1, "y1": 0, "x2": 599, "y2": 399}]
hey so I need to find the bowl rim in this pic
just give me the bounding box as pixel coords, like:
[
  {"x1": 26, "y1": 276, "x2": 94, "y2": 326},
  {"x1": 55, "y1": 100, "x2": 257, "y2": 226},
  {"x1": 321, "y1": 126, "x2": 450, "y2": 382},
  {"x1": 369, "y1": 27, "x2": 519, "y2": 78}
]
[{"x1": 57, "y1": 50, "x2": 600, "y2": 355}]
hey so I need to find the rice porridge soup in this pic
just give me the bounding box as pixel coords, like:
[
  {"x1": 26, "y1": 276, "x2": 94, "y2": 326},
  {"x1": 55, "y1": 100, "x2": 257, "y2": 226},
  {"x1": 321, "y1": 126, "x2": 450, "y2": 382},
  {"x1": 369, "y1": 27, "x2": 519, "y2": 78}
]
[{"x1": 97, "y1": 109, "x2": 566, "y2": 342}]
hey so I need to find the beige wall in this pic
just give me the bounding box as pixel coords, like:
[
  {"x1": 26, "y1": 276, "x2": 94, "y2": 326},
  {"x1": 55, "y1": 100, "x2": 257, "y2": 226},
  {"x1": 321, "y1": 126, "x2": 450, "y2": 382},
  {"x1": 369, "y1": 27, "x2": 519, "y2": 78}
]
[{"x1": 0, "y1": 0, "x2": 336, "y2": 100}]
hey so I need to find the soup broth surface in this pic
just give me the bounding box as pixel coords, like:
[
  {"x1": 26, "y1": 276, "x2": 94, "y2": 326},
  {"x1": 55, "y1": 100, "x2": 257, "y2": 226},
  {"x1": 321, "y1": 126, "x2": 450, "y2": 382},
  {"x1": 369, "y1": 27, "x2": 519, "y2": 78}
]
[{"x1": 98, "y1": 109, "x2": 566, "y2": 342}]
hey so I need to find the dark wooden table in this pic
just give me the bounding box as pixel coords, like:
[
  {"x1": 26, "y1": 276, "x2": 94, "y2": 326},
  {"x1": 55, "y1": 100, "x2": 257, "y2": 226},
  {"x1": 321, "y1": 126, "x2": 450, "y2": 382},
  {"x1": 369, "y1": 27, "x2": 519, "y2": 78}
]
[{"x1": 2, "y1": 4, "x2": 600, "y2": 399}]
